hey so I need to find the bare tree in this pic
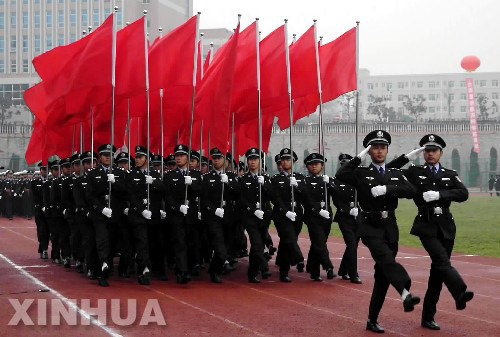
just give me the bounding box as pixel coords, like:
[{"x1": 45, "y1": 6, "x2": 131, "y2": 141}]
[
  {"x1": 403, "y1": 94, "x2": 427, "y2": 122},
  {"x1": 0, "y1": 95, "x2": 13, "y2": 126},
  {"x1": 366, "y1": 95, "x2": 395, "y2": 122}
]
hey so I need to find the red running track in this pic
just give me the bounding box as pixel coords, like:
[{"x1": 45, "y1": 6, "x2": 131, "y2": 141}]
[{"x1": 0, "y1": 217, "x2": 498, "y2": 337}]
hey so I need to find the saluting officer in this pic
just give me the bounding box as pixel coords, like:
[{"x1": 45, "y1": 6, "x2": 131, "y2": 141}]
[
  {"x1": 201, "y1": 147, "x2": 240, "y2": 283},
  {"x1": 332, "y1": 153, "x2": 362, "y2": 284},
  {"x1": 238, "y1": 148, "x2": 273, "y2": 283},
  {"x1": 336, "y1": 130, "x2": 419, "y2": 334},
  {"x1": 391, "y1": 134, "x2": 473, "y2": 330},
  {"x1": 163, "y1": 144, "x2": 202, "y2": 284},
  {"x1": 270, "y1": 148, "x2": 305, "y2": 282},
  {"x1": 301, "y1": 153, "x2": 336, "y2": 281},
  {"x1": 32, "y1": 162, "x2": 50, "y2": 259}
]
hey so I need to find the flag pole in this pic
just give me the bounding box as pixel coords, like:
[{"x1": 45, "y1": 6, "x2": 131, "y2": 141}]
[
  {"x1": 200, "y1": 32, "x2": 204, "y2": 78},
  {"x1": 231, "y1": 112, "x2": 235, "y2": 174},
  {"x1": 108, "y1": 6, "x2": 118, "y2": 209},
  {"x1": 90, "y1": 106, "x2": 94, "y2": 167},
  {"x1": 158, "y1": 26, "x2": 164, "y2": 178},
  {"x1": 313, "y1": 19, "x2": 328, "y2": 210},
  {"x1": 354, "y1": 21, "x2": 360, "y2": 212},
  {"x1": 256, "y1": 17, "x2": 263, "y2": 210},
  {"x1": 71, "y1": 125, "x2": 75, "y2": 156},
  {"x1": 284, "y1": 19, "x2": 295, "y2": 213},
  {"x1": 125, "y1": 21, "x2": 131, "y2": 169},
  {"x1": 143, "y1": 10, "x2": 151, "y2": 210},
  {"x1": 184, "y1": 12, "x2": 201, "y2": 207},
  {"x1": 80, "y1": 122, "x2": 83, "y2": 176}
]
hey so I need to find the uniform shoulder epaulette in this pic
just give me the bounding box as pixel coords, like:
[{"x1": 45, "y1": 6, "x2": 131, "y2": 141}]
[
  {"x1": 442, "y1": 167, "x2": 456, "y2": 173},
  {"x1": 358, "y1": 165, "x2": 368, "y2": 169},
  {"x1": 388, "y1": 167, "x2": 402, "y2": 171}
]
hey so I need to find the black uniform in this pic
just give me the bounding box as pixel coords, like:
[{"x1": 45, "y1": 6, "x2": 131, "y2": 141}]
[
  {"x1": 32, "y1": 174, "x2": 50, "y2": 255},
  {"x1": 62, "y1": 172, "x2": 81, "y2": 265},
  {"x1": 51, "y1": 173, "x2": 71, "y2": 264},
  {"x1": 2, "y1": 177, "x2": 14, "y2": 219}
]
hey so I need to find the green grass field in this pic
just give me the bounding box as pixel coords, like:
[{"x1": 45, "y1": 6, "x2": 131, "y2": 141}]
[{"x1": 327, "y1": 196, "x2": 500, "y2": 258}]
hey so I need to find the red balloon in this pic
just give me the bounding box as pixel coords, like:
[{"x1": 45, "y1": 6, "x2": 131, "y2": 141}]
[{"x1": 461, "y1": 56, "x2": 481, "y2": 72}]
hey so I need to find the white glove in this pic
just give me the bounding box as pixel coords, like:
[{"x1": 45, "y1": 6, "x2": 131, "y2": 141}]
[
  {"x1": 0, "y1": 196, "x2": 2, "y2": 199},
  {"x1": 42, "y1": 207, "x2": 45, "y2": 212},
  {"x1": 180, "y1": 204, "x2": 189, "y2": 215},
  {"x1": 423, "y1": 191, "x2": 440, "y2": 202},
  {"x1": 215, "y1": 208, "x2": 224, "y2": 218},
  {"x1": 371, "y1": 185, "x2": 387, "y2": 197},
  {"x1": 123, "y1": 208, "x2": 129, "y2": 216},
  {"x1": 220, "y1": 173, "x2": 228, "y2": 184},
  {"x1": 184, "y1": 176, "x2": 192, "y2": 185},
  {"x1": 406, "y1": 147, "x2": 426, "y2": 161},
  {"x1": 107, "y1": 173, "x2": 115, "y2": 183},
  {"x1": 142, "y1": 209, "x2": 152, "y2": 219},
  {"x1": 257, "y1": 175, "x2": 265, "y2": 185},
  {"x1": 319, "y1": 209, "x2": 330, "y2": 219},
  {"x1": 102, "y1": 207, "x2": 112, "y2": 218},
  {"x1": 349, "y1": 207, "x2": 359, "y2": 217},
  {"x1": 160, "y1": 210, "x2": 166, "y2": 219},
  {"x1": 13, "y1": 193, "x2": 17, "y2": 197},
  {"x1": 289, "y1": 176, "x2": 298, "y2": 187},
  {"x1": 322, "y1": 175, "x2": 329, "y2": 183},
  {"x1": 254, "y1": 209, "x2": 264, "y2": 219},
  {"x1": 198, "y1": 211, "x2": 202, "y2": 220},
  {"x1": 145, "y1": 175, "x2": 153, "y2": 184},
  {"x1": 357, "y1": 145, "x2": 372, "y2": 161},
  {"x1": 63, "y1": 209, "x2": 67, "y2": 216},
  {"x1": 286, "y1": 211, "x2": 296, "y2": 221}
]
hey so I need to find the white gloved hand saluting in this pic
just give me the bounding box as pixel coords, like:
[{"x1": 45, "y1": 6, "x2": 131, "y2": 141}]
[
  {"x1": 349, "y1": 207, "x2": 359, "y2": 217},
  {"x1": 371, "y1": 185, "x2": 387, "y2": 197},
  {"x1": 254, "y1": 209, "x2": 264, "y2": 220},
  {"x1": 423, "y1": 191, "x2": 440, "y2": 202},
  {"x1": 257, "y1": 175, "x2": 265, "y2": 185},
  {"x1": 142, "y1": 209, "x2": 152, "y2": 219},
  {"x1": 215, "y1": 208, "x2": 224, "y2": 218},
  {"x1": 107, "y1": 173, "x2": 115, "y2": 183},
  {"x1": 102, "y1": 207, "x2": 112, "y2": 218},
  {"x1": 286, "y1": 211, "x2": 297, "y2": 221},
  {"x1": 406, "y1": 147, "x2": 426, "y2": 161},
  {"x1": 180, "y1": 204, "x2": 189, "y2": 215},
  {"x1": 184, "y1": 176, "x2": 192, "y2": 185},
  {"x1": 289, "y1": 176, "x2": 298, "y2": 187},
  {"x1": 319, "y1": 209, "x2": 330, "y2": 219},
  {"x1": 357, "y1": 145, "x2": 372, "y2": 161},
  {"x1": 145, "y1": 175, "x2": 153, "y2": 185},
  {"x1": 220, "y1": 173, "x2": 228, "y2": 184}
]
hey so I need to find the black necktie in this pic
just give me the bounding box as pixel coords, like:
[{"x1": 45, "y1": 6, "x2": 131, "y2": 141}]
[
  {"x1": 378, "y1": 167, "x2": 384, "y2": 175},
  {"x1": 432, "y1": 166, "x2": 437, "y2": 175}
]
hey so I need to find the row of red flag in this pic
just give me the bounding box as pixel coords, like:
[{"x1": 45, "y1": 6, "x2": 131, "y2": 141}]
[{"x1": 24, "y1": 14, "x2": 357, "y2": 164}]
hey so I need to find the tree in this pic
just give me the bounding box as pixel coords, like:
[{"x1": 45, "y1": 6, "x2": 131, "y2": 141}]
[
  {"x1": 477, "y1": 94, "x2": 490, "y2": 119},
  {"x1": 402, "y1": 94, "x2": 427, "y2": 122},
  {"x1": 451, "y1": 148, "x2": 461, "y2": 175},
  {"x1": 366, "y1": 95, "x2": 395, "y2": 122},
  {"x1": 0, "y1": 95, "x2": 13, "y2": 126},
  {"x1": 469, "y1": 148, "x2": 480, "y2": 187},
  {"x1": 490, "y1": 147, "x2": 498, "y2": 173},
  {"x1": 340, "y1": 92, "x2": 355, "y2": 122}
]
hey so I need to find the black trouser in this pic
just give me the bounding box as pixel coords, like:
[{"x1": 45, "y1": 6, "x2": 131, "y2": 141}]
[
  {"x1": 420, "y1": 231, "x2": 467, "y2": 321},
  {"x1": 118, "y1": 214, "x2": 134, "y2": 275},
  {"x1": 23, "y1": 194, "x2": 33, "y2": 219},
  {"x1": 148, "y1": 220, "x2": 165, "y2": 276},
  {"x1": 80, "y1": 214, "x2": 98, "y2": 274},
  {"x1": 129, "y1": 211, "x2": 150, "y2": 274},
  {"x1": 92, "y1": 214, "x2": 116, "y2": 273},
  {"x1": 362, "y1": 235, "x2": 412, "y2": 321},
  {"x1": 337, "y1": 213, "x2": 360, "y2": 278},
  {"x1": 4, "y1": 195, "x2": 13, "y2": 219},
  {"x1": 242, "y1": 215, "x2": 269, "y2": 277},
  {"x1": 163, "y1": 220, "x2": 175, "y2": 268},
  {"x1": 305, "y1": 217, "x2": 333, "y2": 275},
  {"x1": 207, "y1": 219, "x2": 227, "y2": 275},
  {"x1": 70, "y1": 215, "x2": 85, "y2": 262},
  {"x1": 35, "y1": 210, "x2": 50, "y2": 253},
  {"x1": 48, "y1": 217, "x2": 61, "y2": 260},
  {"x1": 170, "y1": 215, "x2": 190, "y2": 274},
  {"x1": 187, "y1": 220, "x2": 202, "y2": 270},
  {"x1": 275, "y1": 218, "x2": 304, "y2": 273},
  {"x1": 223, "y1": 217, "x2": 236, "y2": 260}
]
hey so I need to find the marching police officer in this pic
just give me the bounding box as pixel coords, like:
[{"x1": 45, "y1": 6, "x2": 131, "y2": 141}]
[
  {"x1": 391, "y1": 134, "x2": 473, "y2": 330},
  {"x1": 164, "y1": 144, "x2": 202, "y2": 284},
  {"x1": 32, "y1": 163, "x2": 50, "y2": 259},
  {"x1": 332, "y1": 153, "x2": 362, "y2": 284},
  {"x1": 270, "y1": 148, "x2": 305, "y2": 282},
  {"x1": 301, "y1": 152, "x2": 336, "y2": 281},
  {"x1": 336, "y1": 130, "x2": 420, "y2": 333},
  {"x1": 45, "y1": 160, "x2": 62, "y2": 264},
  {"x1": 239, "y1": 148, "x2": 273, "y2": 283},
  {"x1": 3, "y1": 171, "x2": 14, "y2": 220}
]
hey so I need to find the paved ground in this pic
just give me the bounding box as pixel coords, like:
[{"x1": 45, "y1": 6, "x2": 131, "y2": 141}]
[{"x1": 0, "y1": 217, "x2": 498, "y2": 337}]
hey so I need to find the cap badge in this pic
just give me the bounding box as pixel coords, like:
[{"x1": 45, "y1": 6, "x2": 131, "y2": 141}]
[
  {"x1": 429, "y1": 135, "x2": 435, "y2": 142},
  {"x1": 106, "y1": 144, "x2": 111, "y2": 150},
  {"x1": 377, "y1": 130, "x2": 383, "y2": 138}
]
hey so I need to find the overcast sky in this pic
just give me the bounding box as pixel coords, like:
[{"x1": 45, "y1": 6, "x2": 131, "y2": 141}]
[{"x1": 193, "y1": 0, "x2": 499, "y2": 75}]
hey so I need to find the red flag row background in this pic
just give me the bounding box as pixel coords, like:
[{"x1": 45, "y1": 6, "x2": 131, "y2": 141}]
[{"x1": 25, "y1": 13, "x2": 357, "y2": 165}]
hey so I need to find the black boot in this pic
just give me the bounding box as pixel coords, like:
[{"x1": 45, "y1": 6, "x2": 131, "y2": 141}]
[
  {"x1": 366, "y1": 320, "x2": 385, "y2": 333},
  {"x1": 279, "y1": 271, "x2": 291, "y2": 283}
]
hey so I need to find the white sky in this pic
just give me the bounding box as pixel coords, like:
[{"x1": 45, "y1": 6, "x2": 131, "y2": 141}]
[{"x1": 193, "y1": 0, "x2": 499, "y2": 75}]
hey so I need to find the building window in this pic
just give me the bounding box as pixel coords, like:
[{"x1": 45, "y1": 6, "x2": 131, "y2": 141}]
[
  {"x1": 0, "y1": 13, "x2": 4, "y2": 29},
  {"x1": 429, "y1": 107, "x2": 435, "y2": 113},
  {"x1": 0, "y1": 60, "x2": 4, "y2": 73},
  {"x1": 460, "y1": 93, "x2": 467, "y2": 100},
  {"x1": 480, "y1": 80, "x2": 486, "y2": 87},
  {"x1": 35, "y1": 11, "x2": 40, "y2": 28},
  {"x1": 58, "y1": 10, "x2": 64, "y2": 28},
  {"x1": 93, "y1": 9, "x2": 99, "y2": 27},
  {"x1": 429, "y1": 94, "x2": 436, "y2": 101},
  {"x1": 10, "y1": 12, "x2": 16, "y2": 28},
  {"x1": 460, "y1": 81, "x2": 466, "y2": 87},
  {"x1": 450, "y1": 105, "x2": 455, "y2": 113},
  {"x1": 493, "y1": 80, "x2": 499, "y2": 87},
  {"x1": 10, "y1": 35, "x2": 16, "y2": 50},
  {"x1": 449, "y1": 93, "x2": 454, "y2": 101},
  {"x1": 493, "y1": 92, "x2": 499, "y2": 100},
  {"x1": 70, "y1": 33, "x2": 76, "y2": 43},
  {"x1": 436, "y1": 106, "x2": 440, "y2": 112},
  {"x1": 35, "y1": 35, "x2": 40, "y2": 52},
  {"x1": 70, "y1": 9, "x2": 76, "y2": 26},
  {"x1": 461, "y1": 106, "x2": 466, "y2": 113},
  {"x1": 367, "y1": 83, "x2": 374, "y2": 90},
  {"x1": 23, "y1": 59, "x2": 28, "y2": 72},
  {"x1": 46, "y1": 10, "x2": 52, "y2": 28},
  {"x1": 417, "y1": 81, "x2": 423, "y2": 88},
  {"x1": 398, "y1": 82, "x2": 404, "y2": 89},
  {"x1": 387, "y1": 83, "x2": 392, "y2": 90},
  {"x1": 11, "y1": 59, "x2": 16, "y2": 73},
  {"x1": 57, "y1": 33, "x2": 64, "y2": 46},
  {"x1": 23, "y1": 35, "x2": 28, "y2": 52},
  {"x1": 0, "y1": 37, "x2": 3, "y2": 52},
  {"x1": 81, "y1": 9, "x2": 88, "y2": 26},
  {"x1": 448, "y1": 81, "x2": 454, "y2": 88},
  {"x1": 23, "y1": 11, "x2": 28, "y2": 28},
  {"x1": 46, "y1": 35, "x2": 53, "y2": 50},
  {"x1": 428, "y1": 81, "x2": 435, "y2": 88}
]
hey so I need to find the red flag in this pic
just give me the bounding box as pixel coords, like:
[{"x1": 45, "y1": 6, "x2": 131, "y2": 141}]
[
  {"x1": 203, "y1": 47, "x2": 212, "y2": 74},
  {"x1": 320, "y1": 27, "x2": 357, "y2": 103},
  {"x1": 115, "y1": 17, "x2": 146, "y2": 98}
]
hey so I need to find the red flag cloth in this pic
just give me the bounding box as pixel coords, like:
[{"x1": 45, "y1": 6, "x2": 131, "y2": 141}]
[
  {"x1": 32, "y1": 15, "x2": 114, "y2": 126},
  {"x1": 23, "y1": 83, "x2": 48, "y2": 125},
  {"x1": 115, "y1": 17, "x2": 146, "y2": 99},
  {"x1": 203, "y1": 48, "x2": 211, "y2": 75},
  {"x1": 319, "y1": 27, "x2": 357, "y2": 103},
  {"x1": 25, "y1": 117, "x2": 45, "y2": 164}
]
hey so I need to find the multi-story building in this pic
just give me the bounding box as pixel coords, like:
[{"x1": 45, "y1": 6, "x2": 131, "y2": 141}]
[
  {"x1": 357, "y1": 68, "x2": 500, "y2": 121},
  {"x1": 0, "y1": 0, "x2": 192, "y2": 113}
]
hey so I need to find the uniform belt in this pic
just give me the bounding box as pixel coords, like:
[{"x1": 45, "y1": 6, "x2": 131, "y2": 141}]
[
  {"x1": 221, "y1": 200, "x2": 226, "y2": 207},
  {"x1": 364, "y1": 210, "x2": 395, "y2": 219},
  {"x1": 418, "y1": 206, "x2": 449, "y2": 216},
  {"x1": 290, "y1": 201, "x2": 297, "y2": 207}
]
